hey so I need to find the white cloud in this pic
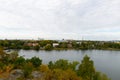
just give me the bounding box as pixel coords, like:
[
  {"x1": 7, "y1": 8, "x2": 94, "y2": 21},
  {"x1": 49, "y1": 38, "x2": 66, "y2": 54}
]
[{"x1": 0, "y1": 0, "x2": 120, "y2": 40}]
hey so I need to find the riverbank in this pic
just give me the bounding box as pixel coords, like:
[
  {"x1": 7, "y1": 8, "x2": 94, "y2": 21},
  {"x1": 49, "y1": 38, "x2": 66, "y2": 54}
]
[
  {"x1": 4, "y1": 48, "x2": 120, "y2": 53},
  {"x1": 1, "y1": 40, "x2": 120, "y2": 52}
]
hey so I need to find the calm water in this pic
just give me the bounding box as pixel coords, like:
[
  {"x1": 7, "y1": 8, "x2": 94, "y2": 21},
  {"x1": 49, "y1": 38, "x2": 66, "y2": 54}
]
[{"x1": 18, "y1": 50, "x2": 120, "y2": 80}]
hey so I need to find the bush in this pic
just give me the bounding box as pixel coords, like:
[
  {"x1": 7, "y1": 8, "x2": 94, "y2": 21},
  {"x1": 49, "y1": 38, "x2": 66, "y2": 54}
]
[
  {"x1": 30, "y1": 57, "x2": 42, "y2": 67},
  {"x1": 14, "y1": 56, "x2": 25, "y2": 69},
  {"x1": 22, "y1": 62, "x2": 33, "y2": 78},
  {"x1": 44, "y1": 44, "x2": 53, "y2": 50}
]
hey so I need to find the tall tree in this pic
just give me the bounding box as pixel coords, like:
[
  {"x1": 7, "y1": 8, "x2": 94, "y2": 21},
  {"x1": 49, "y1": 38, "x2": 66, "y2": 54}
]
[{"x1": 78, "y1": 55, "x2": 95, "y2": 80}]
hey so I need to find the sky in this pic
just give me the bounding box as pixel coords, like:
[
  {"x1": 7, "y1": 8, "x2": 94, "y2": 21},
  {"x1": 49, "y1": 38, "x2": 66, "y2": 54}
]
[{"x1": 0, "y1": 0, "x2": 120, "y2": 40}]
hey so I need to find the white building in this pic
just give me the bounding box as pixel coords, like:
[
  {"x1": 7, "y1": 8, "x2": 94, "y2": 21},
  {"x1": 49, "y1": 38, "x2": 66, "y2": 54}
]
[{"x1": 53, "y1": 43, "x2": 59, "y2": 47}]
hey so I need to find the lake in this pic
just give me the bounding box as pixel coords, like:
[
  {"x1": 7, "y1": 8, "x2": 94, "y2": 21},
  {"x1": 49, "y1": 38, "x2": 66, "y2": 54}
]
[{"x1": 18, "y1": 50, "x2": 120, "y2": 80}]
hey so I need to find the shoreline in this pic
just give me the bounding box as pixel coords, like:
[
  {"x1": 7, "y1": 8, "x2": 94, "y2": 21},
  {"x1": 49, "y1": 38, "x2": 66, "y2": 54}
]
[{"x1": 4, "y1": 48, "x2": 120, "y2": 52}]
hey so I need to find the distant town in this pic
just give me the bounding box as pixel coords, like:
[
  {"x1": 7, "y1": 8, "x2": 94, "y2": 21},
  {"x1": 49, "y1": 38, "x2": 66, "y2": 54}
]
[{"x1": 0, "y1": 39, "x2": 120, "y2": 51}]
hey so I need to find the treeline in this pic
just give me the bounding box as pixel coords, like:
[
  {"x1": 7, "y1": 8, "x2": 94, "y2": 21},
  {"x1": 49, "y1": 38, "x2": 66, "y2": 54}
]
[
  {"x1": 0, "y1": 40, "x2": 120, "y2": 50},
  {"x1": 0, "y1": 48, "x2": 110, "y2": 80}
]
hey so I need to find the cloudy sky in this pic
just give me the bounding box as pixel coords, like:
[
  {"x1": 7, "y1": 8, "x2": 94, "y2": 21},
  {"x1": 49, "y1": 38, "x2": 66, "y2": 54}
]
[{"x1": 0, "y1": 0, "x2": 120, "y2": 40}]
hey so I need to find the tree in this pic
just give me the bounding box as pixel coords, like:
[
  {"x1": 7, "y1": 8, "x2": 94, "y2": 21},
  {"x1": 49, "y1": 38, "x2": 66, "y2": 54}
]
[
  {"x1": 22, "y1": 62, "x2": 33, "y2": 78},
  {"x1": 54, "y1": 59, "x2": 69, "y2": 70},
  {"x1": 51, "y1": 69, "x2": 81, "y2": 80},
  {"x1": 39, "y1": 40, "x2": 53, "y2": 47},
  {"x1": 23, "y1": 45, "x2": 30, "y2": 50},
  {"x1": 30, "y1": 56, "x2": 42, "y2": 67},
  {"x1": 44, "y1": 44, "x2": 53, "y2": 50},
  {"x1": 48, "y1": 60, "x2": 79, "y2": 71},
  {"x1": 39, "y1": 64, "x2": 49, "y2": 72},
  {"x1": 0, "y1": 48, "x2": 9, "y2": 64},
  {"x1": 93, "y1": 72, "x2": 111, "y2": 80},
  {"x1": 59, "y1": 42, "x2": 67, "y2": 48},
  {"x1": 48, "y1": 61, "x2": 54, "y2": 70},
  {"x1": 9, "y1": 51, "x2": 18, "y2": 62},
  {"x1": 14, "y1": 56, "x2": 25, "y2": 69},
  {"x1": 0, "y1": 48, "x2": 6, "y2": 60},
  {"x1": 69, "y1": 61, "x2": 79, "y2": 71},
  {"x1": 33, "y1": 45, "x2": 40, "y2": 51},
  {"x1": 78, "y1": 55, "x2": 95, "y2": 80}
]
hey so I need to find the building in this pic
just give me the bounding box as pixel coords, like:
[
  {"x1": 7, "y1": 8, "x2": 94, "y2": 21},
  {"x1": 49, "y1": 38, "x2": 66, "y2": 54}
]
[{"x1": 53, "y1": 43, "x2": 59, "y2": 47}]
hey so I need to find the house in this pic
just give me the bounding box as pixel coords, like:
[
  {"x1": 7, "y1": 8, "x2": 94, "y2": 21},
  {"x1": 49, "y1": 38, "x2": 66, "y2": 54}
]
[
  {"x1": 24, "y1": 42, "x2": 39, "y2": 47},
  {"x1": 32, "y1": 43, "x2": 39, "y2": 47},
  {"x1": 53, "y1": 43, "x2": 59, "y2": 47},
  {"x1": 26, "y1": 43, "x2": 33, "y2": 46}
]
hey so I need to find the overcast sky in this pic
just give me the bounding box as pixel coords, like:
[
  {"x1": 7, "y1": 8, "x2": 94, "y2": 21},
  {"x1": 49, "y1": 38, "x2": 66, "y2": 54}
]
[{"x1": 0, "y1": 0, "x2": 120, "y2": 40}]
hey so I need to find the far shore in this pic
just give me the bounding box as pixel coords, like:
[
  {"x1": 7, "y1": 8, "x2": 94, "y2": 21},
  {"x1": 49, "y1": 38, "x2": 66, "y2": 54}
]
[{"x1": 4, "y1": 48, "x2": 120, "y2": 52}]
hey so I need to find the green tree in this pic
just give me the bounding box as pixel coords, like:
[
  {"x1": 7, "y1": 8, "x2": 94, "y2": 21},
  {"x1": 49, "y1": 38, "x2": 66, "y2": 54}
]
[
  {"x1": 22, "y1": 62, "x2": 33, "y2": 78},
  {"x1": 33, "y1": 45, "x2": 40, "y2": 51},
  {"x1": 23, "y1": 45, "x2": 30, "y2": 50},
  {"x1": 54, "y1": 59, "x2": 69, "y2": 70},
  {"x1": 44, "y1": 44, "x2": 53, "y2": 50},
  {"x1": 48, "y1": 60, "x2": 79, "y2": 71},
  {"x1": 39, "y1": 40, "x2": 53, "y2": 47},
  {"x1": 51, "y1": 69, "x2": 81, "y2": 80},
  {"x1": 0, "y1": 48, "x2": 9, "y2": 64},
  {"x1": 0, "y1": 48, "x2": 6, "y2": 60},
  {"x1": 48, "y1": 61, "x2": 54, "y2": 69},
  {"x1": 59, "y1": 42, "x2": 67, "y2": 48},
  {"x1": 69, "y1": 61, "x2": 79, "y2": 71},
  {"x1": 78, "y1": 55, "x2": 95, "y2": 80},
  {"x1": 9, "y1": 51, "x2": 18, "y2": 62},
  {"x1": 14, "y1": 56, "x2": 25, "y2": 69},
  {"x1": 30, "y1": 56, "x2": 42, "y2": 67},
  {"x1": 93, "y1": 72, "x2": 110, "y2": 80}
]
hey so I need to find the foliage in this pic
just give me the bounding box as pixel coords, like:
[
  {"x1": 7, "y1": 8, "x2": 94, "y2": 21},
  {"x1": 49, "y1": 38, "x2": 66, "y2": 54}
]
[
  {"x1": 59, "y1": 42, "x2": 67, "y2": 48},
  {"x1": 9, "y1": 51, "x2": 18, "y2": 62},
  {"x1": 0, "y1": 40, "x2": 120, "y2": 50},
  {"x1": 23, "y1": 45, "x2": 30, "y2": 50},
  {"x1": 44, "y1": 44, "x2": 53, "y2": 50},
  {"x1": 29, "y1": 56, "x2": 42, "y2": 67},
  {"x1": 93, "y1": 72, "x2": 111, "y2": 80},
  {"x1": 0, "y1": 48, "x2": 110, "y2": 80},
  {"x1": 14, "y1": 56, "x2": 25, "y2": 69},
  {"x1": 33, "y1": 45, "x2": 40, "y2": 51},
  {"x1": 53, "y1": 59, "x2": 69, "y2": 70},
  {"x1": 22, "y1": 62, "x2": 33, "y2": 78},
  {"x1": 48, "y1": 59, "x2": 79, "y2": 71},
  {"x1": 39, "y1": 64, "x2": 49, "y2": 72},
  {"x1": 78, "y1": 55, "x2": 95, "y2": 80}
]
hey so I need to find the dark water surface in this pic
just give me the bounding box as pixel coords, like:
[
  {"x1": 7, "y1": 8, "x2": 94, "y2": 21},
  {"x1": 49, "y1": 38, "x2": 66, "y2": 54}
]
[{"x1": 18, "y1": 50, "x2": 120, "y2": 80}]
